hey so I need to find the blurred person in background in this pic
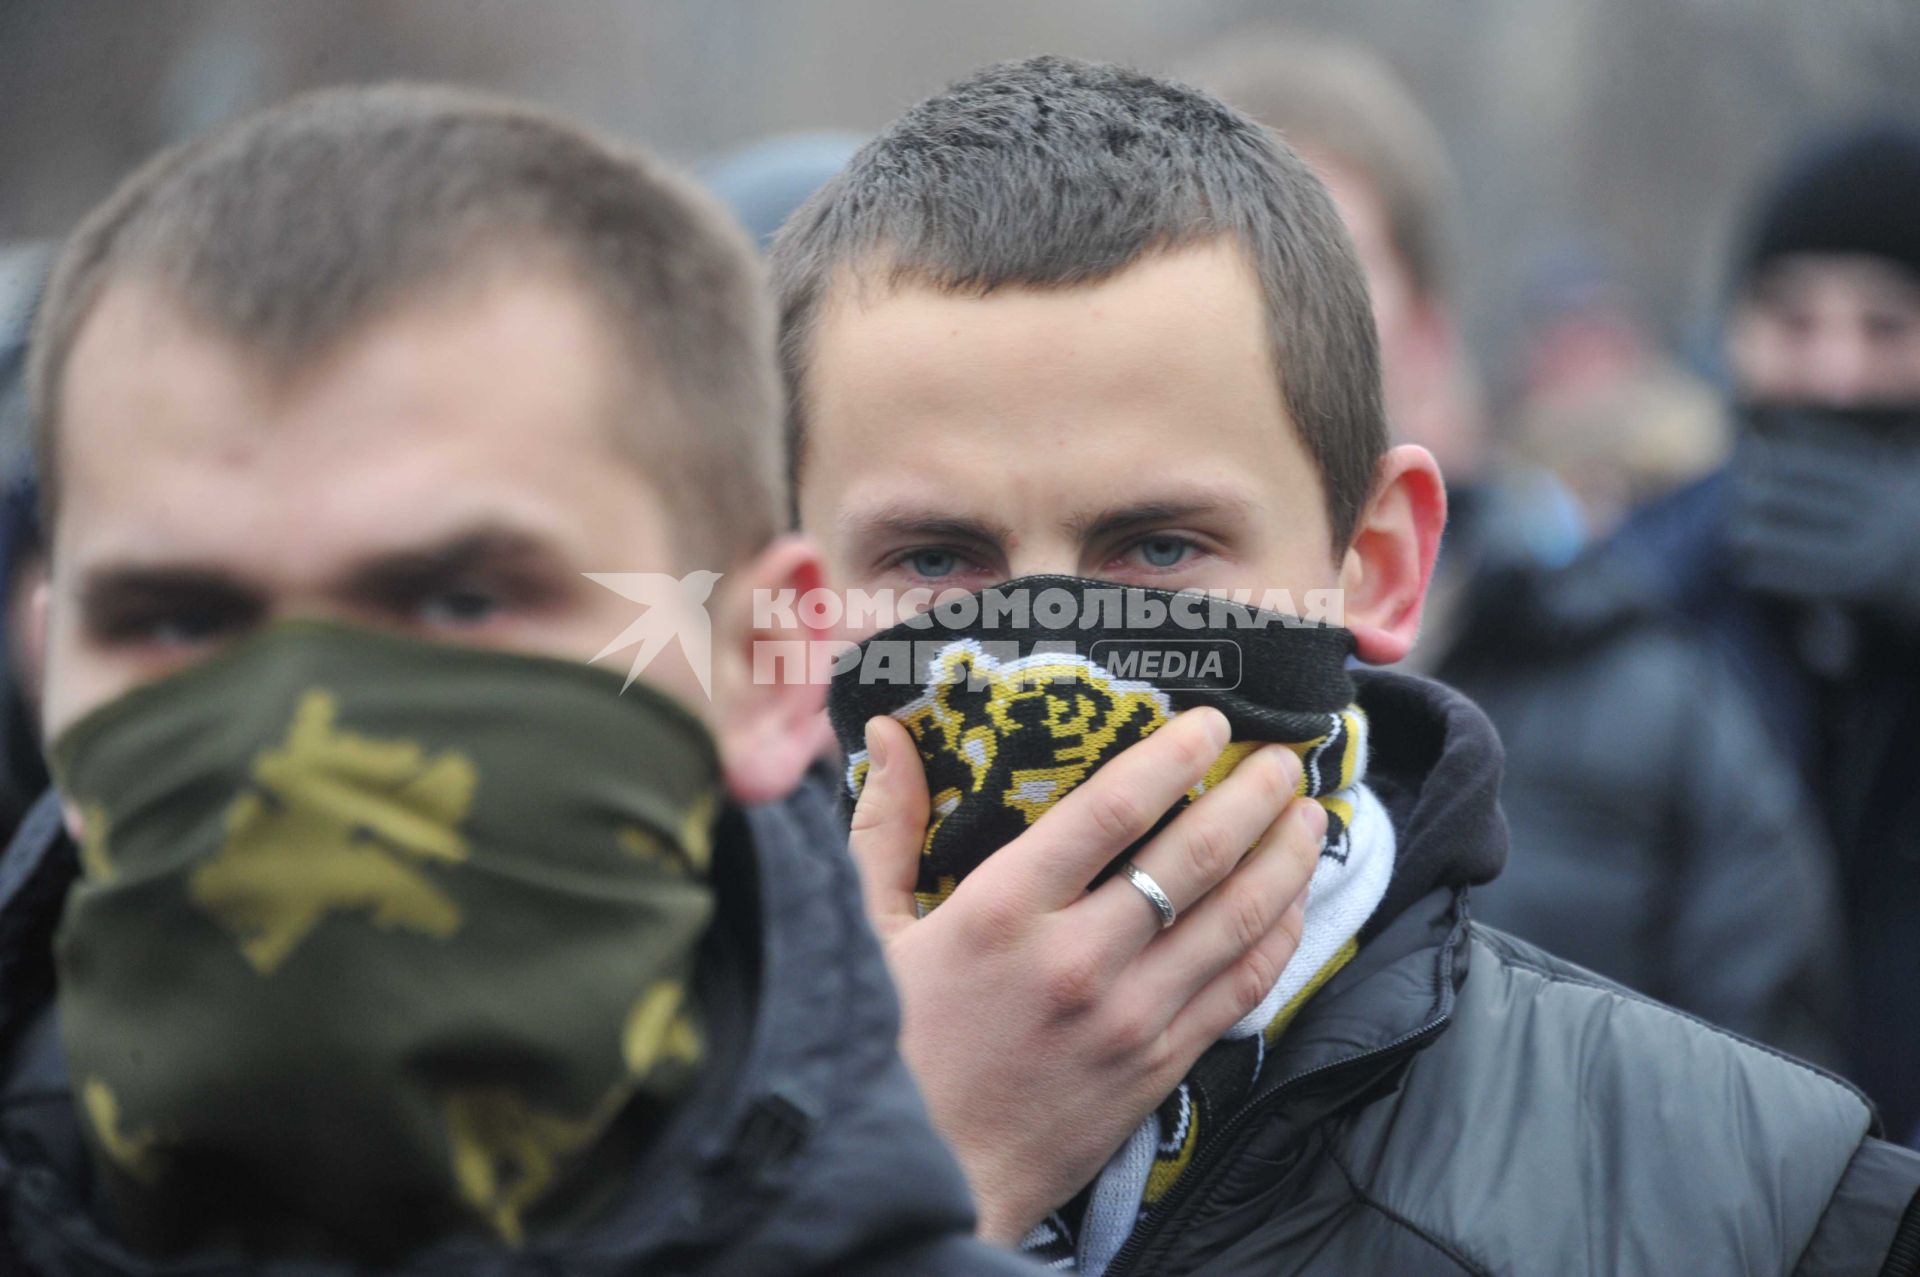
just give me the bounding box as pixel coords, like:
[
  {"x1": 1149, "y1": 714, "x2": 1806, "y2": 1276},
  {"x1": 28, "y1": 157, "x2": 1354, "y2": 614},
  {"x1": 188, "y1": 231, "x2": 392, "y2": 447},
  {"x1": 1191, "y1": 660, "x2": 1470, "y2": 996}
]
[
  {"x1": 1190, "y1": 32, "x2": 1847, "y2": 1066},
  {"x1": 1506, "y1": 252, "x2": 1731, "y2": 536},
  {"x1": 1512, "y1": 361, "x2": 1730, "y2": 537},
  {"x1": 0, "y1": 245, "x2": 51, "y2": 845},
  {"x1": 702, "y1": 131, "x2": 863, "y2": 248},
  {"x1": 0, "y1": 86, "x2": 1037, "y2": 1275},
  {"x1": 1608, "y1": 121, "x2": 1920, "y2": 1147}
]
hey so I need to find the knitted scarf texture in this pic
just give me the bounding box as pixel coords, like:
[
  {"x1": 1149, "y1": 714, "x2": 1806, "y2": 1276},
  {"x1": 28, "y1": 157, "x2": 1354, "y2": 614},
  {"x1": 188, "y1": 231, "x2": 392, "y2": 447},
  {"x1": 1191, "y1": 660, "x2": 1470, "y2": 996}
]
[{"x1": 827, "y1": 579, "x2": 1396, "y2": 1273}]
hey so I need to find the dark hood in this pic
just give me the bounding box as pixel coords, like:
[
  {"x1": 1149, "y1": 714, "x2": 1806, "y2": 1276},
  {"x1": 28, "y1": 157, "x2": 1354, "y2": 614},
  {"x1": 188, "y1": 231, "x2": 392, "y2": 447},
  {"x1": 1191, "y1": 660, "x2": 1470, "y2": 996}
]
[
  {"x1": 1436, "y1": 477, "x2": 1664, "y2": 667},
  {"x1": 1352, "y1": 670, "x2": 1508, "y2": 939},
  {"x1": 1442, "y1": 546, "x2": 1692, "y2": 674}
]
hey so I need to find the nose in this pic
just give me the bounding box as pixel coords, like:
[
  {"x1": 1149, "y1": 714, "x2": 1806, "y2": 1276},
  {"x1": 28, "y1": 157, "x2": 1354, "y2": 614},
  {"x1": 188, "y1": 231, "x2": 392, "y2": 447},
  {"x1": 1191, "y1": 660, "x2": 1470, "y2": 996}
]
[
  {"x1": 1004, "y1": 546, "x2": 1084, "y2": 582},
  {"x1": 1801, "y1": 323, "x2": 1875, "y2": 406}
]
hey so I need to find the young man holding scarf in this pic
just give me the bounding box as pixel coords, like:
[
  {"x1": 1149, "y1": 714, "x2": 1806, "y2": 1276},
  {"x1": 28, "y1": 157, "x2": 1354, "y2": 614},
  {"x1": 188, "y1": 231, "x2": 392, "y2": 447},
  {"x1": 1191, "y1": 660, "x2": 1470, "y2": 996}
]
[
  {"x1": 776, "y1": 56, "x2": 1920, "y2": 1274},
  {"x1": 0, "y1": 85, "x2": 1042, "y2": 1275}
]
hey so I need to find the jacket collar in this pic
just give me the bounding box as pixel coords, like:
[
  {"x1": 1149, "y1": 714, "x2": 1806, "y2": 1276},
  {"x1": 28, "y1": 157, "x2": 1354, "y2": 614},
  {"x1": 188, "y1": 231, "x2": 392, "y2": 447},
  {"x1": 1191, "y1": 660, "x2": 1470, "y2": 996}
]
[
  {"x1": 1109, "y1": 885, "x2": 1471, "y2": 1276},
  {"x1": 1110, "y1": 674, "x2": 1505, "y2": 1273},
  {"x1": 0, "y1": 792, "x2": 71, "y2": 1062},
  {"x1": 1263, "y1": 669, "x2": 1507, "y2": 1077}
]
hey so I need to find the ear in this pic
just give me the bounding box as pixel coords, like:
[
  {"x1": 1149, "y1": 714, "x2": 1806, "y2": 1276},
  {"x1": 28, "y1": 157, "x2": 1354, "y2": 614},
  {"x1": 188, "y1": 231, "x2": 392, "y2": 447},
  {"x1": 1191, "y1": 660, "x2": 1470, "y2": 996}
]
[
  {"x1": 37, "y1": 570, "x2": 80, "y2": 842},
  {"x1": 1338, "y1": 444, "x2": 1447, "y2": 665},
  {"x1": 22, "y1": 568, "x2": 48, "y2": 716},
  {"x1": 708, "y1": 535, "x2": 837, "y2": 805}
]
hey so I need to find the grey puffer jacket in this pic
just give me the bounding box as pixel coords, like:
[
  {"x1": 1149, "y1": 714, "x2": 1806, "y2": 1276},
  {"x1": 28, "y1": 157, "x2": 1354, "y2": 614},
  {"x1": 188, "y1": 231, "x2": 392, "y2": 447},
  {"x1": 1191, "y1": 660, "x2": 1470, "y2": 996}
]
[
  {"x1": 1102, "y1": 672, "x2": 1920, "y2": 1276},
  {"x1": 0, "y1": 780, "x2": 1038, "y2": 1276}
]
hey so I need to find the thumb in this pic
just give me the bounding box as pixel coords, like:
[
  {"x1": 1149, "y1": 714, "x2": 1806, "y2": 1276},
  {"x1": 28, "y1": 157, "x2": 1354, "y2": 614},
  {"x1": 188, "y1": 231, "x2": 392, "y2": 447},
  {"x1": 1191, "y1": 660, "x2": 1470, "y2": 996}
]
[{"x1": 847, "y1": 715, "x2": 930, "y2": 941}]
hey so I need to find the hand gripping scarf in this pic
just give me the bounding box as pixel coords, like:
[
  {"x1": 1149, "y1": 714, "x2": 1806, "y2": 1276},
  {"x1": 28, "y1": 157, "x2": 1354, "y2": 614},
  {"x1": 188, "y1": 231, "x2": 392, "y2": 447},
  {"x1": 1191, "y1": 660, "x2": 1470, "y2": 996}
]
[{"x1": 826, "y1": 578, "x2": 1395, "y2": 1273}]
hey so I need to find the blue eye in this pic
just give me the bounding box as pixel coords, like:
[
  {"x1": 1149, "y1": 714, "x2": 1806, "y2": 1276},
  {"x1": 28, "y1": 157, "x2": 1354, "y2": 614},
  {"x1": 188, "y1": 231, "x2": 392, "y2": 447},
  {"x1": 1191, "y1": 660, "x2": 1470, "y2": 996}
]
[
  {"x1": 1137, "y1": 537, "x2": 1190, "y2": 568},
  {"x1": 907, "y1": 550, "x2": 961, "y2": 579},
  {"x1": 419, "y1": 588, "x2": 501, "y2": 628},
  {"x1": 141, "y1": 612, "x2": 232, "y2": 647}
]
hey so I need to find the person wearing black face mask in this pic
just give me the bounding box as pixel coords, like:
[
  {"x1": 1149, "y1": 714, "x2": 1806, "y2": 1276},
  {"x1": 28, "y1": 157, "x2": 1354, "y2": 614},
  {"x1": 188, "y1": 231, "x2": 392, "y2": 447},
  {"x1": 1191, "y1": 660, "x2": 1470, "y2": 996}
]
[
  {"x1": 1191, "y1": 32, "x2": 1848, "y2": 1074},
  {"x1": 1608, "y1": 122, "x2": 1920, "y2": 1147}
]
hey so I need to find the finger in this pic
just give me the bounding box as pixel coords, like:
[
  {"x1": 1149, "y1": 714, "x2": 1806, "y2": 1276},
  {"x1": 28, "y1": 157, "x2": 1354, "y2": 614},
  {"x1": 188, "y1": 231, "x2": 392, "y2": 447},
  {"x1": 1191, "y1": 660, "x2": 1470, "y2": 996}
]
[
  {"x1": 1744, "y1": 446, "x2": 1884, "y2": 510},
  {"x1": 1736, "y1": 549, "x2": 1863, "y2": 604},
  {"x1": 1731, "y1": 524, "x2": 1854, "y2": 585},
  {"x1": 846, "y1": 716, "x2": 930, "y2": 940},
  {"x1": 1082, "y1": 743, "x2": 1304, "y2": 947},
  {"x1": 1739, "y1": 482, "x2": 1855, "y2": 533},
  {"x1": 1132, "y1": 796, "x2": 1324, "y2": 1014},
  {"x1": 974, "y1": 706, "x2": 1233, "y2": 911},
  {"x1": 1165, "y1": 891, "x2": 1310, "y2": 1059},
  {"x1": 1760, "y1": 435, "x2": 1885, "y2": 483}
]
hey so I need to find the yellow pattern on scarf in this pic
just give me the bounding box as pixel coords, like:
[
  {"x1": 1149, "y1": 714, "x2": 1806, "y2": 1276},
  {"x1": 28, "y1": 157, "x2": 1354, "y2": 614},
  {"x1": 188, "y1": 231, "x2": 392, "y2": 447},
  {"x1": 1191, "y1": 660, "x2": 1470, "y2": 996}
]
[{"x1": 1141, "y1": 936, "x2": 1360, "y2": 1205}]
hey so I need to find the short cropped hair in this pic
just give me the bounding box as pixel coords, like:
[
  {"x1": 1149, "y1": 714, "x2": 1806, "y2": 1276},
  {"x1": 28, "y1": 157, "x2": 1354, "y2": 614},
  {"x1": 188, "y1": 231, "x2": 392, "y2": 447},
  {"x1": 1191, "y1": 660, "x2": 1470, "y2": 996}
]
[
  {"x1": 31, "y1": 84, "x2": 779, "y2": 566},
  {"x1": 1185, "y1": 33, "x2": 1456, "y2": 304},
  {"x1": 771, "y1": 55, "x2": 1385, "y2": 549}
]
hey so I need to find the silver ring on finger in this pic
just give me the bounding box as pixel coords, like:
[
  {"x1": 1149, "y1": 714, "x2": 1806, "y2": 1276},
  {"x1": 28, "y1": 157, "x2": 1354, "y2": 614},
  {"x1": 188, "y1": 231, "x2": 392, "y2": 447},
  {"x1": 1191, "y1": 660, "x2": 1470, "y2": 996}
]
[{"x1": 1120, "y1": 860, "x2": 1177, "y2": 930}]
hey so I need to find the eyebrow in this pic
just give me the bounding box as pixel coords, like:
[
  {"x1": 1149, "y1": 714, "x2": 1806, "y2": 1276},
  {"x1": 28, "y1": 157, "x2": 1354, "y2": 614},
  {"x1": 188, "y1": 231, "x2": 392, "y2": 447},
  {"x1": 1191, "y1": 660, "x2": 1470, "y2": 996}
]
[
  {"x1": 336, "y1": 526, "x2": 571, "y2": 606},
  {"x1": 77, "y1": 524, "x2": 572, "y2": 623},
  {"x1": 1066, "y1": 493, "x2": 1256, "y2": 543},
  {"x1": 78, "y1": 566, "x2": 266, "y2": 633},
  {"x1": 838, "y1": 504, "x2": 1018, "y2": 548}
]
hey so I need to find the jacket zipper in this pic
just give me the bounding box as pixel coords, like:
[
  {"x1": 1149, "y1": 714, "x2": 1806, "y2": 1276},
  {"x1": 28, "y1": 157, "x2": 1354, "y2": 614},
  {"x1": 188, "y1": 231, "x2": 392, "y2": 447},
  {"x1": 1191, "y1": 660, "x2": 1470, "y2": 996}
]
[{"x1": 1102, "y1": 1013, "x2": 1451, "y2": 1276}]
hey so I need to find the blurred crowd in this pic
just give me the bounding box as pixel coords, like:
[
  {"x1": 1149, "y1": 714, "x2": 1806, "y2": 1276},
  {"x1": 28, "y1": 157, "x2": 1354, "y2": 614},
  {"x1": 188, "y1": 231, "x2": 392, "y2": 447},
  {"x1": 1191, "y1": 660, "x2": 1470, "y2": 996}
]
[{"x1": 0, "y1": 13, "x2": 1915, "y2": 1276}]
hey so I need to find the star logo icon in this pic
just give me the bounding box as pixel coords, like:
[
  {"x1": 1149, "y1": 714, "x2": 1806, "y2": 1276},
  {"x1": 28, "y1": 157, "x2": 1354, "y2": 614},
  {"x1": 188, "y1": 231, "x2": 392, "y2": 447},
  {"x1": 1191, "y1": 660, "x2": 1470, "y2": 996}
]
[{"x1": 584, "y1": 571, "x2": 723, "y2": 698}]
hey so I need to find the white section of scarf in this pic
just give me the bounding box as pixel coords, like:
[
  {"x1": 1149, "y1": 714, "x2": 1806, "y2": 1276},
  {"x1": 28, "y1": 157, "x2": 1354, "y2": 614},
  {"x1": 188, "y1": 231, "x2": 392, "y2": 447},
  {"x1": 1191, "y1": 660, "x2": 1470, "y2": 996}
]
[{"x1": 1061, "y1": 773, "x2": 1398, "y2": 1275}]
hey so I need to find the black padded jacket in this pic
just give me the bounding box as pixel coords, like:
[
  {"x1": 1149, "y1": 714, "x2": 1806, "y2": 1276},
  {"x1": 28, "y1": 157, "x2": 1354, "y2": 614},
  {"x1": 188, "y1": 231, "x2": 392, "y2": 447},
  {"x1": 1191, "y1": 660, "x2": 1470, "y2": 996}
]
[
  {"x1": 1099, "y1": 672, "x2": 1920, "y2": 1276},
  {"x1": 0, "y1": 779, "x2": 1038, "y2": 1276}
]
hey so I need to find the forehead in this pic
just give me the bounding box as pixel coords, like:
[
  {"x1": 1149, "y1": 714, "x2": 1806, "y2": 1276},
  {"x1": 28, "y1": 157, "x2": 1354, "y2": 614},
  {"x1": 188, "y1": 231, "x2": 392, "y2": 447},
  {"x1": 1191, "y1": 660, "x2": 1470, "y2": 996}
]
[
  {"x1": 54, "y1": 276, "x2": 658, "y2": 573},
  {"x1": 1746, "y1": 254, "x2": 1920, "y2": 312},
  {"x1": 808, "y1": 240, "x2": 1282, "y2": 445},
  {"x1": 801, "y1": 239, "x2": 1328, "y2": 535}
]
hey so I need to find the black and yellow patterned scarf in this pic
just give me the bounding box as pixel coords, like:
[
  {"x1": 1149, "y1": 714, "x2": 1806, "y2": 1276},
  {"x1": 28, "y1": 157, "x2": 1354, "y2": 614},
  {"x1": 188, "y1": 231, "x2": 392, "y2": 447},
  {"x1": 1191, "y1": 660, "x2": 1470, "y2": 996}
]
[{"x1": 827, "y1": 578, "x2": 1396, "y2": 1273}]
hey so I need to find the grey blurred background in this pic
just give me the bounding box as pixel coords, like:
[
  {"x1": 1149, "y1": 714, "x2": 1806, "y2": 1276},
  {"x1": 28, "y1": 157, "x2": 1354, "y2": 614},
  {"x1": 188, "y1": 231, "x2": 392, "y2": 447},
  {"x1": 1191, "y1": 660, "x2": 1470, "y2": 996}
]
[{"x1": 4, "y1": 0, "x2": 1918, "y2": 383}]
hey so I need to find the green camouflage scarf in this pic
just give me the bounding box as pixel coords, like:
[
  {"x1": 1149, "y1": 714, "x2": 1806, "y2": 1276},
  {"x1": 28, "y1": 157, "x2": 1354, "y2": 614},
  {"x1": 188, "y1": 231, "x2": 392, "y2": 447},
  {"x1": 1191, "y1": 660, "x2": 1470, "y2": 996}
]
[{"x1": 51, "y1": 621, "x2": 720, "y2": 1259}]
